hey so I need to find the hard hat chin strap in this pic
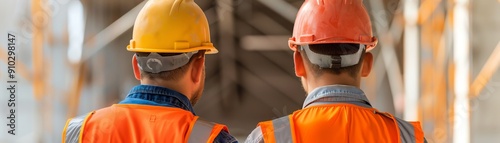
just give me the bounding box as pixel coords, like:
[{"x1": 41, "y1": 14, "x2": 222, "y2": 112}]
[
  {"x1": 136, "y1": 52, "x2": 197, "y2": 73},
  {"x1": 300, "y1": 44, "x2": 365, "y2": 69}
]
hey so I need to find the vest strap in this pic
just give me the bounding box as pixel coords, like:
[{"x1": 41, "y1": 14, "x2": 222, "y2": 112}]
[
  {"x1": 62, "y1": 111, "x2": 94, "y2": 143},
  {"x1": 259, "y1": 116, "x2": 293, "y2": 143},
  {"x1": 272, "y1": 116, "x2": 293, "y2": 143},
  {"x1": 395, "y1": 118, "x2": 426, "y2": 143},
  {"x1": 187, "y1": 117, "x2": 226, "y2": 143}
]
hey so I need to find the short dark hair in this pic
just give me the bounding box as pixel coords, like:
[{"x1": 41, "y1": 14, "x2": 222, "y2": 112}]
[
  {"x1": 136, "y1": 50, "x2": 206, "y2": 81},
  {"x1": 299, "y1": 43, "x2": 365, "y2": 78}
]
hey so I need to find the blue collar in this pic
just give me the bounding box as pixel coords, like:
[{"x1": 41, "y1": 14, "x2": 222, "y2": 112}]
[
  {"x1": 119, "y1": 85, "x2": 196, "y2": 115},
  {"x1": 303, "y1": 85, "x2": 372, "y2": 109}
]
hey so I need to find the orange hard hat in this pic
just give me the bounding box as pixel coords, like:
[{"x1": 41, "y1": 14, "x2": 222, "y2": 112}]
[{"x1": 288, "y1": 0, "x2": 378, "y2": 51}]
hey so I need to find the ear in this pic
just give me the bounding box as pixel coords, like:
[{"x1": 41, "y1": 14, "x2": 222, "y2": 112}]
[
  {"x1": 294, "y1": 51, "x2": 306, "y2": 77},
  {"x1": 190, "y1": 54, "x2": 205, "y2": 83},
  {"x1": 361, "y1": 52, "x2": 373, "y2": 77},
  {"x1": 132, "y1": 54, "x2": 141, "y2": 80}
]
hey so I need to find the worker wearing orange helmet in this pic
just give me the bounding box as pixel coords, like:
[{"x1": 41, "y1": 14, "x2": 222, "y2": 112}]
[
  {"x1": 62, "y1": 0, "x2": 238, "y2": 142},
  {"x1": 245, "y1": 0, "x2": 426, "y2": 142}
]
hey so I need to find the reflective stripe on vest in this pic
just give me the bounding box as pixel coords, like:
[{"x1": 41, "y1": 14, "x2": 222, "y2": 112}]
[
  {"x1": 271, "y1": 116, "x2": 293, "y2": 143},
  {"x1": 187, "y1": 119, "x2": 225, "y2": 143},
  {"x1": 267, "y1": 115, "x2": 425, "y2": 143},
  {"x1": 62, "y1": 112, "x2": 94, "y2": 143},
  {"x1": 396, "y1": 119, "x2": 426, "y2": 143}
]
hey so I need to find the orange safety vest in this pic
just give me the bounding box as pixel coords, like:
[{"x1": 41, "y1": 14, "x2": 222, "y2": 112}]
[
  {"x1": 259, "y1": 104, "x2": 425, "y2": 143},
  {"x1": 62, "y1": 104, "x2": 228, "y2": 143}
]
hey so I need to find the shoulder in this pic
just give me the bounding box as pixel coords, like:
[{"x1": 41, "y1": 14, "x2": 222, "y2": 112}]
[
  {"x1": 244, "y1": 126, "x2": 264, "y2": 143},
  {"x1": 62, "y1": 111, "x2": 95, "y2": 143},
  {"x1": 394, "y1": 117, "x2": 427, "y2": 143},
  {"x1": 394, "y1": 117, "x2": 415, "y2": 130},
  {"x1": 64, "y1": 111, "x2": 95, "y2": 132},
  {"x1": 245, "y1": 116, "x2": 290, "y2": 143},
  {"x1": 190, "y1": 118, "x2": 237, "y2": 143},
  {"x1": 393, "y1": 117, "x2": 423, "y2": 134}
]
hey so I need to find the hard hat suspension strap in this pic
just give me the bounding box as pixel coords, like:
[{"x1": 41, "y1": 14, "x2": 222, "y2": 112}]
[
  {"x1": 136, "y1": 51, "x2": 197, "y2": 73},
  {"x1": 300, "y1": 44, "x2": 365, "y2": 69}
]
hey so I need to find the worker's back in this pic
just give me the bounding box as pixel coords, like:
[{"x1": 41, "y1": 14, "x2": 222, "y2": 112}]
[
  {"x1": 245, "y1": 0, "x2": 426, "y2": 142},
  {"x1": 258, "y1": 103, "x2": 424, "y2": 143},
  {"x1": 63, "y1": 104, "x2": 227, "y2": 143},
  {"x1": 247, "y1": 85, "x2": 425, "y2": 143}
]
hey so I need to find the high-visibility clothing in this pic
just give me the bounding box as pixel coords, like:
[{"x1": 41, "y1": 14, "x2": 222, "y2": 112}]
[
  {"x1": 62, "y1": 104, "x2": 227, "y2": 143},
  {"x1": 245, "y1": 85, "x2": 425, "y2": 143},
  {"x1": 258, "y1": 104, "x2": 425, "y2": 143}
]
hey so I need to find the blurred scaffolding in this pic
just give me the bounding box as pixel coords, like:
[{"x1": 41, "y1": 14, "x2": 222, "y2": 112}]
[{"x1": 0, "y1": 0, "x2": 499, "y2": 142}]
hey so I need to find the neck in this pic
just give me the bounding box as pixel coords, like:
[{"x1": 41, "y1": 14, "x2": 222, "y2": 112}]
[
  {"x1": 305, "y1": 73, "x2": 360, "y2": 93},
  {"x1": 140, "y1": 78, "x2": 192, "y2": 98}
]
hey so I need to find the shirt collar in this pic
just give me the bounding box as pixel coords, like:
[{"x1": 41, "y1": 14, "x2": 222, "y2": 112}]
[
  {"x1": 121, "y1": 85, "x2": 196, "y2": 114},
  {"x1": 303, "y1": 85, "x2": 371, "y2": 108}
]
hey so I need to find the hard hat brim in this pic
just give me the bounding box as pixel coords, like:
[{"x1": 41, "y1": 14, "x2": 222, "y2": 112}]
[{"x1": 127, "y1": 45, "x2": 218, "y2": 54}]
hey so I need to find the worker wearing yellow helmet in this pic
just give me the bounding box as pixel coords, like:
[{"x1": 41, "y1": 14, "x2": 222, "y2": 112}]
[{"x1": 62, "y1": 0, "x2": 238, "y2": 142}]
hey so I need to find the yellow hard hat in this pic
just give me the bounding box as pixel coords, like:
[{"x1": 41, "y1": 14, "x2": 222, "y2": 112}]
[{"x1": 127, "y1": 0, "x2": 218, "y2": 54}]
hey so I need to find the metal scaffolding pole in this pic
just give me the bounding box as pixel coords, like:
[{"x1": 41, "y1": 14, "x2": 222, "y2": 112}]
[
  {"x1": 470, "y1": 42, "x2": 500, "y2": 97},
  {"x1": 368, "y1": 0, "x2": 406, "y2": 116},
  {"x1": 453, "y1": 0, "x2": 471, "y2": 142},
  {"x1": 217, "y1": 0, "x2": 238, "y2": 107},
  {"x1": 81, "y1": 1, "x2": 146, "y2": 61},
  {"x1": 404, "y1": 0, "x2": 421, "y2": 121}
]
